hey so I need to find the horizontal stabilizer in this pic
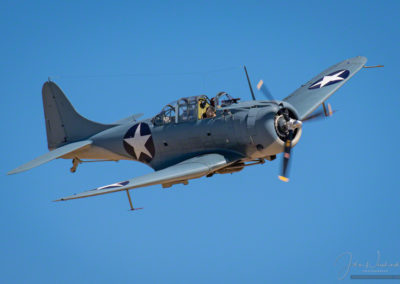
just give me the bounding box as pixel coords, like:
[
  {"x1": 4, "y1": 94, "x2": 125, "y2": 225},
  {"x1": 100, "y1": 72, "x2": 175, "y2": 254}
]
[
  {"x1": 55, "y1": 153, "x2": 228, "y2": 201},
  {"x1": 113, "y1": 113, "x2": 144, "y2": 125},
  {"x1": 8, "y1": 140, "x2": 92, "y2": 175}
]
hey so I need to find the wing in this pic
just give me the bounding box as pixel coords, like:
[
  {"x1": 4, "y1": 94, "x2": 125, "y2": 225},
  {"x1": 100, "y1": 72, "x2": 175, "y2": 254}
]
[
  {"x1": 283, "y1": 56, "x2": 367, "y2": 120},
  {"x1": 8, "y1": 140, "x2": 92, "y2": 175},
  {"x1": 55, "y1": 153, "x2": 229, "y2": 201}
]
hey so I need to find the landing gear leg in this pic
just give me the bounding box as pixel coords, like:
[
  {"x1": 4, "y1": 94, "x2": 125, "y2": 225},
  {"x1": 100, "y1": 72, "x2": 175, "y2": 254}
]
[
  {"x1": 70, "y1": 158, "x2": 81, "y2": 173},
  {"x1": 126, "y1": 190, "x2": 143, "y2": 211}
]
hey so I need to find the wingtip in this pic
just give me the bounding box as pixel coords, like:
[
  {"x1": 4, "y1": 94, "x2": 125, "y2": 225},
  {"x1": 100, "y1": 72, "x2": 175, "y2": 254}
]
[
  {"x1": 53, "y1": 198, "x2": 65, "y2": 202},
  {"x1": 7, "y1": 168, "x2": 19, "y2": 175},
  {"x1": 344, "y1": 56, "x2": 367, "y2": 66},
  {"x1": 355, "y1": 55, "x2": 368, "y2": 65}
]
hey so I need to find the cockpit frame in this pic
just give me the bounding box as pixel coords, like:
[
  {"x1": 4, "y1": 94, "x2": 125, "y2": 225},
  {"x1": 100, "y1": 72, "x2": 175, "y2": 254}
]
[{"x1": 152, "y1": 93, "x2": 239, "y2": 126}]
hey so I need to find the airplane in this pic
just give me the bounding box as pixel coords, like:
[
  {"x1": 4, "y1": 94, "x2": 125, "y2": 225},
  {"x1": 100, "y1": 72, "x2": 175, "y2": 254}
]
[{"x1": 8, "y1": 56, "x2": 380, "y2": 210}]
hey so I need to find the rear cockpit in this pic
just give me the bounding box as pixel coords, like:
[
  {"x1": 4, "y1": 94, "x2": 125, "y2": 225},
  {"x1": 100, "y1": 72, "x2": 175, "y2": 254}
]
[{"x1": 152, "y1": 92, "x2": 240, "y2": 126}]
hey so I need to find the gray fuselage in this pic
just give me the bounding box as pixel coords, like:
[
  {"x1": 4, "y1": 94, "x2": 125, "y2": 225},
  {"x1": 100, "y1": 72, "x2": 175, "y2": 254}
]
[{"x1": 73, "y1": 100, "x2": 301, "y2": 173}]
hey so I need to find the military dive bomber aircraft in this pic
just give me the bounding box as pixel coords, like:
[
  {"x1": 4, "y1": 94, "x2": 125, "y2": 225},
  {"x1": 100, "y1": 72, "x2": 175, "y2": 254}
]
[{"x1": 8, "y1": 56, "x2": 377, "y2": 210}]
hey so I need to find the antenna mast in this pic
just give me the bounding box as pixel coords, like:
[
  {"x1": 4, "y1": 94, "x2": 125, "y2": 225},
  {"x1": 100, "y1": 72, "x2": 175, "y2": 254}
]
[{"x1": 244, "y1": 66, "x2": 256, "y2": 101}]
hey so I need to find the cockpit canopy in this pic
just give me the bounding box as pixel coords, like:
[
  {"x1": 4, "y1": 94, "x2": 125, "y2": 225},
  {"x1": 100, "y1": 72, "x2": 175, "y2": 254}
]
[{"x1": 152, "y1": 92, "x2": 240, "y2": 126}]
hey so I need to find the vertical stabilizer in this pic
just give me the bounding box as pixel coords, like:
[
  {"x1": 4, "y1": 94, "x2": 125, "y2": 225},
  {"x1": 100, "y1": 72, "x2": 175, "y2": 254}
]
[{"x1": 42, "y1": 81, "x2": 113, "y2": 150}]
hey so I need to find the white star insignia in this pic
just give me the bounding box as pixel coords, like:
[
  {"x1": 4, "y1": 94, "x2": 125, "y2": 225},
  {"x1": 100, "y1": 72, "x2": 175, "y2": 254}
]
[
  {"x1": 310, "y1": 70, "x2": 347, "y2": 89},
  {"x1": 124, "y1": 123, "x2": 152, "y2": 159},
  {"x1": 97, "y1": 182, "x2": 126, "y2": 190}
]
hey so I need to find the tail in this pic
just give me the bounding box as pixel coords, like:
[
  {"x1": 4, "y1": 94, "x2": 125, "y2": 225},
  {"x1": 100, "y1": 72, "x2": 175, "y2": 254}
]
[{"x1": 42, "y1": 81, "x2": 113, "y2": 150}]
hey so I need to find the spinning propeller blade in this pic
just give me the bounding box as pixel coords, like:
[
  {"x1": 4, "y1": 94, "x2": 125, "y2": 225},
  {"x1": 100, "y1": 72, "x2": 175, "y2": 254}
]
[
  {"x1": 257, "y1": 80, "x2": 275, "y2": 101},
  {"x1": 276, "y1": 102, "x2": 337, "y2": 181},
  {"x1": 276, "y1": 109, "x2": 302, "y2": 182},
  {"x1": 278, "y1": 129, "x2": 293, "y2": 182},
  {"x1": 303, "y1": 103, "x2": 336, "y2": 122}
]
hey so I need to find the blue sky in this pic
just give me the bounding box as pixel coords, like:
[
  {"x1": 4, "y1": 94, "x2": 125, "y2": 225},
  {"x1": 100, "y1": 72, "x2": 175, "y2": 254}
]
[{"x1": 1, "y1": 1, "x2": 399, "y2": 283}]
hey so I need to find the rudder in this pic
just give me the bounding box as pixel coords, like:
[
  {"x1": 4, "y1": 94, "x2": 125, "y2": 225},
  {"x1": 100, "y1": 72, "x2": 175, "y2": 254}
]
[{"x1": 42, "y1": 81, "x2": 113, "y2": 150}]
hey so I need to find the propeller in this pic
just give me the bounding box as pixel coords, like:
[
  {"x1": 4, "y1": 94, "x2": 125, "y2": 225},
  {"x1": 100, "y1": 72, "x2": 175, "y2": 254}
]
[
  {"x1": 279, "y1": 129, "x2": 293, "y2": 182},
  {"x1": 249, "y1": 73, "x2": 336, "y2": 182},
  {"x1": 256, "y1": 80, "x2": 275, "y2": 101},
  {"x1": 254, "y1": 78, "x2": 300, "y2": 182},
  {"x1": 276, "y1": 103, "x2": 336, "y2": 182},
  {"x1": 303, "y1": 103, "x2": 336, "y2": 122}
]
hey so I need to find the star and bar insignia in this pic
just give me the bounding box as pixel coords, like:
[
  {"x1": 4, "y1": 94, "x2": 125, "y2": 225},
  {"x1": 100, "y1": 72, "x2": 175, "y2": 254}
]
[
  {"x1": 123, "y1": 123, "x2": 155, "y2": 163},
  {"x1": 309, "y1": 69, "x2": 350, "y2": 89}
]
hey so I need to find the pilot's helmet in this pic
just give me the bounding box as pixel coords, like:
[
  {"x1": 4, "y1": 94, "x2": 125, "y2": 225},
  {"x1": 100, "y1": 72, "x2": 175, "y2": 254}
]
[{"x1": 210, "y1": 97, "x2": 216, "y2": 106}]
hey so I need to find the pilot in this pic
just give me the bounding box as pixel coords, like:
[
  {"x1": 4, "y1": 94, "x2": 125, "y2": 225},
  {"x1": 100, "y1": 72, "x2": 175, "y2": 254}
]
[
  {"x1": 205, "y1": 98, "x2": 216, "y2": 118},
  {"x1": 198, "y1": 98, "x2": 209, "y2": 119}
]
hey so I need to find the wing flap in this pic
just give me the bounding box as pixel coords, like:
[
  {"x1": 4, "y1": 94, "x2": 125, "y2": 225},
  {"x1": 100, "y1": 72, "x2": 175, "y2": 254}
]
[
  {"x1": 56, "y1": 153, "x2": 228, "y2": 201},
  {"x1": 7, "y1": 140, "x2": 92, "y2": 175},
  {"x1": 284, "y1": 56, "x2": 367, "y2": 120}
]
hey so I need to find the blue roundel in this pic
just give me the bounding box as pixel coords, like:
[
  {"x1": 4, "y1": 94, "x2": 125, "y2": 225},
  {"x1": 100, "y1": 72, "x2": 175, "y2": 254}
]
[
  {"x1": 123, "y1": 123, "x2": 155, "y2": 163},
  {"x1": 308, "y1": 69, "x2": 350, "y2": 90}
]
